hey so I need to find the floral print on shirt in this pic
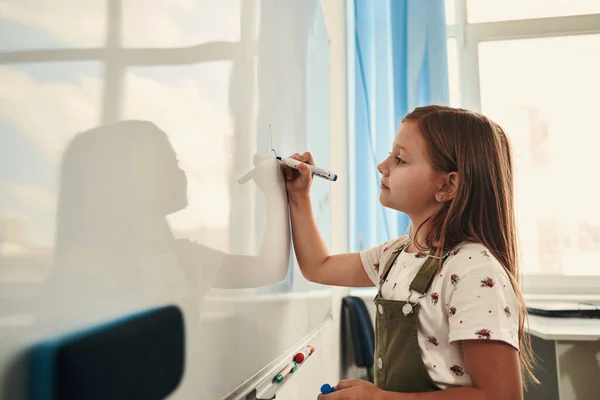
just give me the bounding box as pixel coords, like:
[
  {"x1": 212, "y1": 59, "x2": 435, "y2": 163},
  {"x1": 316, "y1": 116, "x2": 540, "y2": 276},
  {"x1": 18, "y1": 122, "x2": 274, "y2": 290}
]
[
  {"x1": 450, "y1": 365, "x2": 465, "y2": 376},
  {"x1": 450, "y1": 274, "x2": 459, "y2": 285},
  {"x1": 480, "y1": 277, "x2": 494, "y2": 288},
  {"x1": 475, "y1": 329, "x2": 492, "y2": 339}
]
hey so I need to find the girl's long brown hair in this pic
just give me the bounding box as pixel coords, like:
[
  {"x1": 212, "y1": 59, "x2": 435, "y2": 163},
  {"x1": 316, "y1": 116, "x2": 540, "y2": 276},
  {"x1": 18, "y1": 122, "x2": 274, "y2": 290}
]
[{"x1": 404, "y1": 105, "x2": 537, "y2": 387}]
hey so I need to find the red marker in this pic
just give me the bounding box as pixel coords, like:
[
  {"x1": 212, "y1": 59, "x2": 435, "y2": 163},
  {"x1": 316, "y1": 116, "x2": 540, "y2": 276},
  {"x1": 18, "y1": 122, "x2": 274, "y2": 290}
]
[{"x1": 294, "y1": 345, "x2": 315, "y2": 363}]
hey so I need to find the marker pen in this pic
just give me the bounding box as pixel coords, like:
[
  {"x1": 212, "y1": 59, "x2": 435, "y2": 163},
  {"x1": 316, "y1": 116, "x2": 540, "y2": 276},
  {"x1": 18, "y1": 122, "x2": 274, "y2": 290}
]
[
  {"x1": 277, "y1": 157, "x2": 337, "y2": 182},
  {"x1": 294, "y1": 345, "x2": 315, "y2": 363},
  {"x1": 320, "y1": 384, "x2": 336, "y2": 394},
  {"x1": 273, "y1": 361, "x2": 298, "y2": 383}
]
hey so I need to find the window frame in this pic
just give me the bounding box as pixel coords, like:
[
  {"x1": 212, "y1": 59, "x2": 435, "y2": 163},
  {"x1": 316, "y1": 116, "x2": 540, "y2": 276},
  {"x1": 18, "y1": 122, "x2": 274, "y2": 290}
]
[{"x1": 447, "y1": 0, "x2": 600, "y2": 295}]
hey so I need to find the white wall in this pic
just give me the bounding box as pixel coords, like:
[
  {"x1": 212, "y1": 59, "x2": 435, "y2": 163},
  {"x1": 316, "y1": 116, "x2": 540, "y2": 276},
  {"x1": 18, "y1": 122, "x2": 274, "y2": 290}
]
[{"x1": 277, "y1": 0, "x2": 350, "y2": 398}]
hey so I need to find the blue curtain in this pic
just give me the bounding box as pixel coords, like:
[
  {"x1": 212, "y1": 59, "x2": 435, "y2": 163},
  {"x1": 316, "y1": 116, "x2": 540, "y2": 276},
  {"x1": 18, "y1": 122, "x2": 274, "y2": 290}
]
[{"x1": 351, "y1": 0, "x2": 450, "y2": 251}]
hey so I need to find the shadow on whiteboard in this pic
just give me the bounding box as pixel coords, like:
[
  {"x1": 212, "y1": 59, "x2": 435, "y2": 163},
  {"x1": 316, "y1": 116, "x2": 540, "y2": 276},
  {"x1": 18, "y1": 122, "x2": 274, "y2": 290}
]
[{"x1": 35, "y1": 120, "x2": 290, "y2": 330}]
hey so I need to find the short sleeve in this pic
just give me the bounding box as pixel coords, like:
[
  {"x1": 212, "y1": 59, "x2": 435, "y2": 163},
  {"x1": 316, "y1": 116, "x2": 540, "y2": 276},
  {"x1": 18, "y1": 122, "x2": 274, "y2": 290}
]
[
  {"x1": 443, "y1": 245, "x2": 520, "y2": 350},
  {"x1": 359, "y1": 237, "x2": 408, "y2": 286}
]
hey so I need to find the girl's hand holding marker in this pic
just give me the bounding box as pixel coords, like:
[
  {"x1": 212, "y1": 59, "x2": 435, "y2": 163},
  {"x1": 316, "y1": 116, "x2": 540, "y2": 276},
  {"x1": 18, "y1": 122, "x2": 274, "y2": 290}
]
[
  {"x1": 277, "y1": 155, "x2": 337, "y2": 182},
  {"x1": 280, "y1": 152, "x2": 335, "y2": 202}
]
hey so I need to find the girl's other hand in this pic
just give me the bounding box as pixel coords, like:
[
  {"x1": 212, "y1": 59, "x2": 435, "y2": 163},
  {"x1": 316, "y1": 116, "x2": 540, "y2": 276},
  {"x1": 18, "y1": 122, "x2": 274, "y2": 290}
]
[{"x1": 317, "y1": 380, "x2": 385, "y2": 400}]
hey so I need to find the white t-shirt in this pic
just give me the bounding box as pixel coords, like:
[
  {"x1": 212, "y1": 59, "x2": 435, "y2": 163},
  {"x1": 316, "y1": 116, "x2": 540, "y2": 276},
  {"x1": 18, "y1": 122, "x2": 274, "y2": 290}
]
[{"x1": 360, "y1": 236, "x2": 520, "y2": 389}]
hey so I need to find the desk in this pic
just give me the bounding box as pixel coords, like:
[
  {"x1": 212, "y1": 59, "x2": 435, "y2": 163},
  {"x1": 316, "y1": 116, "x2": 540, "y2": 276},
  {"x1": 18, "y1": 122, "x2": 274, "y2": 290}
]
[
  {"x1": 527, "y1": 315, "x2": 600, "y2": 341},
  {"x1": 525, "y1": 315, "x2": 600, "y2": 400}
]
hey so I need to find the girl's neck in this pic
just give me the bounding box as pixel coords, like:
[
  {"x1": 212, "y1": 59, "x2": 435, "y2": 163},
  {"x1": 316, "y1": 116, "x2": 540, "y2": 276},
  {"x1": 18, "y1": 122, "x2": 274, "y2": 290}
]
[{"x1": 407, "y1": 220, "x2": 436, "y2": 254}]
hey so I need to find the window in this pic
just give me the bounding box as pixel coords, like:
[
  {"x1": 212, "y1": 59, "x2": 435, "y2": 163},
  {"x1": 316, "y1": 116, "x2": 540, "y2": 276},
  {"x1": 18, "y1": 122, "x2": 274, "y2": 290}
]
[
  {"x1": 480, "y1": 35, "x2": 600, "y2": 277},
  {"x1": 0, "y1": 0, "x2": 107, "y2": 50},
  {"x1": 0, "y1": 1, "x2": 243, "y2": 256},
  {"x1": 121, "y1": 0, "x2": 241, "y2": 47},
  {"x1": 446, "y1": 1, "x2": 600, "y2": 293},
  {"x1": 0, "y1": 62, "x2": 103, "y2": 258}
]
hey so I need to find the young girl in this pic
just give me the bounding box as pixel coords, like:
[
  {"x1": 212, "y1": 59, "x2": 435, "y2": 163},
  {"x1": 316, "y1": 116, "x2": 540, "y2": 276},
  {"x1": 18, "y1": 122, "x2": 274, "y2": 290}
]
[{"x1": 283, "y1": 105, "x2": 535, "y2": 400}]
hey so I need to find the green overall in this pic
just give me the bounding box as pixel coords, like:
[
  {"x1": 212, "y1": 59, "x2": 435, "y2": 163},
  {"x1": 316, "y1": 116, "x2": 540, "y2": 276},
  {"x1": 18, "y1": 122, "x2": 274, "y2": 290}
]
[{"x1": 373, "y1": 243, "x2": 450, "y2": 393}]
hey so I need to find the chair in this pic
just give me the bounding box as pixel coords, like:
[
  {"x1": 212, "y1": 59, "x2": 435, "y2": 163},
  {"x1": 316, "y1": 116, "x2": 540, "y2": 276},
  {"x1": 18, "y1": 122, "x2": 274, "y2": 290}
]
[
  {"x1": 341, "y1": 296, "x2": 375, "y2": 382},
  {"x1": 29, "y1": 305, "x2": 184, "y2": 400}
]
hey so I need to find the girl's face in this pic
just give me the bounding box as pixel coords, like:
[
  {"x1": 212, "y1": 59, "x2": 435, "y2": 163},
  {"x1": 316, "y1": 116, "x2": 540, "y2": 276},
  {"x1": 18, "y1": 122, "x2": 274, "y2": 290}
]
[{"x1": 377, "y1": 121, "x2": 444, "y2": 224}]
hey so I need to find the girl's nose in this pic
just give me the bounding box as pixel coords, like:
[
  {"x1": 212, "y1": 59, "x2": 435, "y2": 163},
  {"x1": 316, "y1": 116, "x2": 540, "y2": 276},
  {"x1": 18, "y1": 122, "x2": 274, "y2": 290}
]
[{"x1": 377, "y1": 162, "x2": 386, "y2": 176}]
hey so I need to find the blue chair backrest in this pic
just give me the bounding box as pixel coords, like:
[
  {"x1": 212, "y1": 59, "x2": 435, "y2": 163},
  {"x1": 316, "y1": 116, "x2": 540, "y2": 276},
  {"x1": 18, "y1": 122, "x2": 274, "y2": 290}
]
[{"x1": 342, "y1": 296, "x2": 375, "y2": 371}]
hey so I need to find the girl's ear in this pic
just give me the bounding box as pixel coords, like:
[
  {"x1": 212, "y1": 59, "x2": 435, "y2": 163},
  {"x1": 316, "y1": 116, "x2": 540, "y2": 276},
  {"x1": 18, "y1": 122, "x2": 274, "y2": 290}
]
[{"x1": 435, "y1": 172, "x2": 459, "y2": 203}]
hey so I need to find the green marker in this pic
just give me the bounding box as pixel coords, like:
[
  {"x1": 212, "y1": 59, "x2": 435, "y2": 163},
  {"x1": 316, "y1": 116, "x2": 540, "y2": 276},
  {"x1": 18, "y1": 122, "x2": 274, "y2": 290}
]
[{"x1": 274, "y1": 361, "x2": 298, "y2": 383}]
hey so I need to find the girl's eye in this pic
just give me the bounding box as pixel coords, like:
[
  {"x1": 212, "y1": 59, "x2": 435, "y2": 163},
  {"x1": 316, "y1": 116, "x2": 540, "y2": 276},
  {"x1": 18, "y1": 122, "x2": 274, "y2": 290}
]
[{"x1": 389, "y1": 152, "x2": 406, "y2": 164}]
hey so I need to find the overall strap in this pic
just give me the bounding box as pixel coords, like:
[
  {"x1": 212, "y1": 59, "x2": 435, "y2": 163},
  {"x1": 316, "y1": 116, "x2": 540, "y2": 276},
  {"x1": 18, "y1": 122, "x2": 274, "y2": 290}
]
[
  {"x1": 409, "y1": 250, "x2": 452, "y2": 294},
  {"x1": 379, "y1": 242, "x2": 409, "y2": 287}
]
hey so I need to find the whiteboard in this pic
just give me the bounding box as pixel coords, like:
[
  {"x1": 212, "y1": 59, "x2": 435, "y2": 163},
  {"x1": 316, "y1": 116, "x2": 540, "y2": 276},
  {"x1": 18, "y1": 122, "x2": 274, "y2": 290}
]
[{"x1": 0, "y1": 0, "x2": 332, "y2": 399}]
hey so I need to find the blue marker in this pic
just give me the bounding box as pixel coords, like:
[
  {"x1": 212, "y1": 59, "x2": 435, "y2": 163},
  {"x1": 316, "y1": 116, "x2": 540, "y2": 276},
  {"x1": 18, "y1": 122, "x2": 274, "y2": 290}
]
[{"x1": 320, "y1": 383, "x2": 336, "y2": 394}]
